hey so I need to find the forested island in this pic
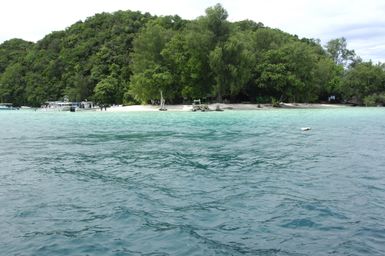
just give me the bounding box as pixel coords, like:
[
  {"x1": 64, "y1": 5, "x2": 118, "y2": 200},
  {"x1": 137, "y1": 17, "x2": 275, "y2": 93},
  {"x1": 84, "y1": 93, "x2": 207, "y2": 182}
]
[{"x1": 1, "y1": 4, "x2": 385, "y2": 107}]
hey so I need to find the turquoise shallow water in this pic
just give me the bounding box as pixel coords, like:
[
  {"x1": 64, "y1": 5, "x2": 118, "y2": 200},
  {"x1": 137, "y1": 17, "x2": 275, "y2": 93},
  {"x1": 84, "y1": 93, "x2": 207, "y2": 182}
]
[{"x1": 1, "y1": 108, "x2": 385, "y2": 255}]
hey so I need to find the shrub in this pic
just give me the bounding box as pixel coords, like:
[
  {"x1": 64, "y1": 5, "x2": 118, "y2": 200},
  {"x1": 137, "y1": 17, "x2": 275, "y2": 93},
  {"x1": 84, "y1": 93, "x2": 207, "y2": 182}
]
[{"x1": 363, "y1": 93, "x2": 385, "y2": 106}]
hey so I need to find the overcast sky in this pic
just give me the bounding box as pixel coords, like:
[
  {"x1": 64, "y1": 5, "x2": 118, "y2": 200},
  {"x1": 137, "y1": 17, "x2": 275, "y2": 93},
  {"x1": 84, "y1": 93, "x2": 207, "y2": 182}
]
[{"x1": 1, "y1": 0, "x2": 385, "y2": 62}]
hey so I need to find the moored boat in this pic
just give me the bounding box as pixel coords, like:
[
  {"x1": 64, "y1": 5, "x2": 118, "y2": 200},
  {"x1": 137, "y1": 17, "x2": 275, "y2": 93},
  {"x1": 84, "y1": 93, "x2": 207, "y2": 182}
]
[
  {"x1": 40, "y1": 101, "x2": 76, "y2": 111},
  {"x1": 0, "y1": 103, "x2": 18, "y2": 110},
  {"x1": 40, "y1": 100, "x2": 97, "y2": 112}
]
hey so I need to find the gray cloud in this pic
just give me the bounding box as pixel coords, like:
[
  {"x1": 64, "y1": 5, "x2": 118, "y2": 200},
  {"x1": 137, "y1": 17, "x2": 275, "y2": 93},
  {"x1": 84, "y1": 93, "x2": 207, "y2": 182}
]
[
  {"x1": 331, "y1": 23, "x2": 385, "y2": 40},
  {"x1": 320, "y1": 21, "x2": 385, "y2": 62}
]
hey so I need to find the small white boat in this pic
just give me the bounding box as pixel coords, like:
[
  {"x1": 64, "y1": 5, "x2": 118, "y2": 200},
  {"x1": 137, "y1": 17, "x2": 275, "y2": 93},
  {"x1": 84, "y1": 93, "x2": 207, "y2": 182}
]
[
  {"x1": 40, "y1": 101, "x2": 74, "y2": 111},
  {"x1": 40, "y1": 100, "x2": 97, "y2": 112},
  {"x1": 301, "y1": 127, "x2": 311, "y2": 131}
]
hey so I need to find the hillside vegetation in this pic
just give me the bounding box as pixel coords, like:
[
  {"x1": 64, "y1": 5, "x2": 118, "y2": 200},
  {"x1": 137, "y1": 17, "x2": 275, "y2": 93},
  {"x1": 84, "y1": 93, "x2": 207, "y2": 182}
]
[{"x1": 1, "y1": 4, "x2": 385, "y2": 106}]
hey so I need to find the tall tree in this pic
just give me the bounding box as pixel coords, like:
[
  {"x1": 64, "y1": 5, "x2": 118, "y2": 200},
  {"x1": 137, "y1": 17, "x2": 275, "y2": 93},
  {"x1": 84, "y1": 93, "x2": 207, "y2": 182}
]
[
  {"x1": 209, "y1": 33, "x2": 255, "y2": 101},
  {"x1": 162, "y1": 21, "x2": 215, "y2": 100},
  {"x1": 93, "y1": 76, "x2": 120, "y2": 105},
  {"x1": 128, "y1": 19, "x2": 177, "y2": 103},
  {"x1": 313, "y1": 56, "x2": 344, "y2": 101},
  {"x1": 325, "y1": 37, "x2": 356, "y2": 67}
]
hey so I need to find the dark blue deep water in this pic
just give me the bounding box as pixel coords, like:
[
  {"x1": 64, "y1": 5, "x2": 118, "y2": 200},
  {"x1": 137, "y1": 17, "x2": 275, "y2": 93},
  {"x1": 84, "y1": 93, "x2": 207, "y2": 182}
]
[{"x1": 1, "y1": 108, "x2": 385, "y2": 255}]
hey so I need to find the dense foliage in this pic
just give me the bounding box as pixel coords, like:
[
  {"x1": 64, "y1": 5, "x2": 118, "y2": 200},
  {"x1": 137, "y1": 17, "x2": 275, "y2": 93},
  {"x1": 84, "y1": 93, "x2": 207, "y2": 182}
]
[{"x1": 1, "y1": 4, "x2": 385, "y2": 106}]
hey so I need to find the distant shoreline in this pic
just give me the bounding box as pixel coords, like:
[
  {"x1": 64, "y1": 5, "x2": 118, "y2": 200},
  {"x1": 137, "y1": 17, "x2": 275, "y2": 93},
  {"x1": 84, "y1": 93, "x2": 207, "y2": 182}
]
[{"x1": 104, "y1": 103, "x2": 350, "y2": 112}]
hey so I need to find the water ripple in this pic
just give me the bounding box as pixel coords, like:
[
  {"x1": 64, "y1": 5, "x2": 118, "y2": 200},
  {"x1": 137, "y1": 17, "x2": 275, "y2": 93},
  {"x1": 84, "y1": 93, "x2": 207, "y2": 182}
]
[{"x1": 1, "y1": 109, "x2": 385, "y2": 255}]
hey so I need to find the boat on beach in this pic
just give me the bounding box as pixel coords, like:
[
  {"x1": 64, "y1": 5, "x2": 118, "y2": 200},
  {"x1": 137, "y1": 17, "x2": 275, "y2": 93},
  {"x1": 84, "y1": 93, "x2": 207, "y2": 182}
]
[{"x1": 192, "y1": 99, "x2": 209, "y2": 111}]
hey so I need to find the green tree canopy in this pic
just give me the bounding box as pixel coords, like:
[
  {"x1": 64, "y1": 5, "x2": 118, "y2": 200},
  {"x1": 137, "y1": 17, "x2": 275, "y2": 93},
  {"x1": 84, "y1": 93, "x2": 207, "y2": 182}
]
[
  {"x1": 341, "y1": 62, "x2": 385, "y2": 103},
  {"x1": 93, "y1": 76, "x2": 120, "y2": 105}
]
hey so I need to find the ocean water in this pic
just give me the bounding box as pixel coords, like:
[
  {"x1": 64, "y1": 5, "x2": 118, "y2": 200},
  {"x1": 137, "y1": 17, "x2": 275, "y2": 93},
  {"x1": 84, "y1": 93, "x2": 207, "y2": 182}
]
[{"x1": 1, "y1": 108, "x2": 385, "y2": 255}]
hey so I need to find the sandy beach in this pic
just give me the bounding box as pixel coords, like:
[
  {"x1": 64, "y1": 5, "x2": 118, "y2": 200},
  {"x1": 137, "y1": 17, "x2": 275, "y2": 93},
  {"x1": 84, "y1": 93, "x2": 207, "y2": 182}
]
[{"x1": 105, "y1": 103, "x2": 348, "y2": 112}]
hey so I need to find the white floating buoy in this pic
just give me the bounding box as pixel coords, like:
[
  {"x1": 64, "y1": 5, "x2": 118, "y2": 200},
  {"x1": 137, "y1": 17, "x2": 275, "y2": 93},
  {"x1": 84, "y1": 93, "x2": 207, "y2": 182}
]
[{"x1": 301, "y1": 127, "x2": 311, "y2": 131}]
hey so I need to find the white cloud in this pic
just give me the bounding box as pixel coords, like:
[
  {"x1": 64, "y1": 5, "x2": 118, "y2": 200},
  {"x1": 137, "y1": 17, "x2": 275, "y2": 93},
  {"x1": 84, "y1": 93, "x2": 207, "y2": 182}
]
[{"x1": 1, "y1": 0, "x2": 385, "y2": 62}]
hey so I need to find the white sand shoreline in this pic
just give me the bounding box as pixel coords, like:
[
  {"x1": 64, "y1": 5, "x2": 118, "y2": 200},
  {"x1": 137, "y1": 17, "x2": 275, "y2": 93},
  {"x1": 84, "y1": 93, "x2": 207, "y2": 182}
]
[{"x1": 104, "y1": 103, "x2": 349, "y2": 112}]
